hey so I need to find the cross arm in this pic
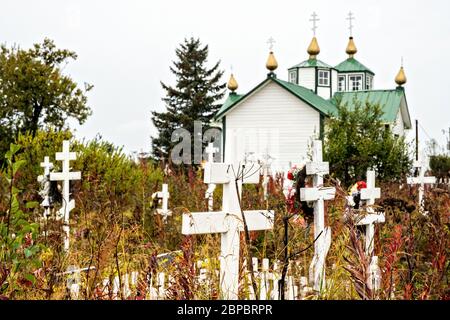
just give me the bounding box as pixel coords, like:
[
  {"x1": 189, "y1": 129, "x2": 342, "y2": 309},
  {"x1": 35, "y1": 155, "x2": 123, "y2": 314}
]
[
  {"x1": 300, "y1": 187, "x2": 336, "y2": 201},
  {"x1": 50, "y1": 171, "x2": 81, "y2": 181},
  {"x1": 355, "y1": 213, "x2": 385, "y2": 226}
]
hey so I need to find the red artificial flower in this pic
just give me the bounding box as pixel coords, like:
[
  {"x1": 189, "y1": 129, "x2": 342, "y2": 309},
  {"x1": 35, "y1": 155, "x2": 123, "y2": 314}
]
[
  {"x1": 356, "y1": 181, "x2": 367, "y2": 190},
  {"x1": 287, "y1": 171, "x2": 294, "y2": 180}
]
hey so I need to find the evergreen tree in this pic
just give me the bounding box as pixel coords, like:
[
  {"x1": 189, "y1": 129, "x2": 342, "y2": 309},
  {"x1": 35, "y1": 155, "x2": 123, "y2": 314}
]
[
  {"x1": 323, "y1": 100, "x2": 412, "y2": 187},
  {"x1": 151, "y1": 37, "x2": 225, "y2": 162},
  {"x1": 0, "y1": 38, "x2": 92, "y2": 157}
]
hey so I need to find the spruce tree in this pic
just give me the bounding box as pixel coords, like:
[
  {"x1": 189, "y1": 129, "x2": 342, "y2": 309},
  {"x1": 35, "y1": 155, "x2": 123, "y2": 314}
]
[{"x1": 151, "y1": 37, "x2": 225, "y2": 162}]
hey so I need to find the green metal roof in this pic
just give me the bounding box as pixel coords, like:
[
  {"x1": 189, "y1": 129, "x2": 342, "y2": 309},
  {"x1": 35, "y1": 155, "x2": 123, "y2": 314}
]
[
  {"x1": 335, "y1": 57, "x2": 374, "y2": 75},
  {"x1": 331, "y1": 88, "x2": 410, "y2": 127},
  {"x1": 289, "y1": 59, "x2": 333, "y2": 69},
  {"x1": 273, "y1": 78, "x2": 337, "y2": 116},
  {"x1": 214, "y1": 75, "x2": 337, "y2": 120}
]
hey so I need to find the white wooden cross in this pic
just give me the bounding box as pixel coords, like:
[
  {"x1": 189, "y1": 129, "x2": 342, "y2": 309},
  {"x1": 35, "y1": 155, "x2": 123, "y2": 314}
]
[
  {"x1": 358, "y1": 170, "x2": 384, "y2": 257},
  {"x1": 50, "y1": 140, "x2": 81, "y2": 252},
  {"x1": 299, "y1": 140, "x2": 335, "y2": 292},
  {"x1": 182, "y1": 160, "x2": 275, "y2": 300},
  {"x1": 407, "y1": 155, "x2": 436, "y2": 213},
  {"x1": 37, "y1": 156, "x2": 54, "y2": 219},
  {"x1": 153, "y1": 183, "x2": 171, "y2": 222},
  {"x1": 204, "y1": 143, "x2": 219, "y2": 211}
]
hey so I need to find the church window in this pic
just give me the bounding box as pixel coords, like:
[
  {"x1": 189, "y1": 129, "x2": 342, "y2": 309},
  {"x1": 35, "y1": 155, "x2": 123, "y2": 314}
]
[
  {"x1": 338, "y1": 76, "x2": 346, "y2": 91},
  {"x1": 349, "y1": 75, "x2": 363, "y2": 91},
  {"x1": 289, "y1": 71, "x2": 297, "y2": 84},
  {"x1": 366, "y1": 75, "x2": 373, "y2": 90},
  {"x1": 318, "y1": 70, "x2": 329, "y2": 86}
]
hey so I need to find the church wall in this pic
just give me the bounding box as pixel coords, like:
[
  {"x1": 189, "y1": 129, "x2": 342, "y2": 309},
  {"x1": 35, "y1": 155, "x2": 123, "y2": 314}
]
[
  {"x1": 331, "y1": 69, "x2": 338, "y2": 96},
  {"x1": 297, "y1": 68, "x2": 316, "y2": 91},
  {"x1": 392, "y1": 110, "x2": 405, "y2": 136},
  {"x1": 317, "y1": 87, "x2": 331, "y2": 99},
  {"x1": 224, "y1": 81, "x2": 320, "y2": 170}
]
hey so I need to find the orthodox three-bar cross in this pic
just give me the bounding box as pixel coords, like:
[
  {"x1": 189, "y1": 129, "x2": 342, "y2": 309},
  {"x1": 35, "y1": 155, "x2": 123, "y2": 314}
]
[
  {"x1": 358, "y1": 170, "x2": 384, "y2": 257},
  {"x1": 50, "y1": 140, "x2": 81, "y2": 252},
  {"x1": 357, "y1": 170, "x2": 384, "y2": 291},
  {"x1": 347, "y1": 11, "x2": 355, "y2": 36},
  {"x1": 407, "y1": 155, "x2": 436, "y2": 213},
  {"x1": 182, "y1": 160, "x2": 274, "y2": 300},
  {"x1": 310, "y1": 12, "x2": 320, "y2": 36},
  {"x1": 300, "y1": 140, "x2": 335, "y2": 292}
]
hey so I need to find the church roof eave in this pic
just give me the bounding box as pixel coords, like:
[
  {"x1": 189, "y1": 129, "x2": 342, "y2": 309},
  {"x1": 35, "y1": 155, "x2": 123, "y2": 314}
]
[
  {"x1": 330, "y1": 87, "x2": 410, "y2": 127},
  {"x1": 214, "y1": 77, "x2": 337, "y2": 121},
  {"x1": 288, "y1": 58, "x2": 335, "y2": 70},
  {"x1": 335, "y1": 57, "x2": 374, "y2": 75}
]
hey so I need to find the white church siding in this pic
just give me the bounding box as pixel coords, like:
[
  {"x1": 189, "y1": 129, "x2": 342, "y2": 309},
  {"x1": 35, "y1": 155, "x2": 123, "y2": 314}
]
[
  {"x1": 223, "y1": 81, "x2": 320, "y2": 169},
  {"x1": 392, "y1": 110, "x2": 405, "y2": 136},
  {"x1": 317, "y1": 87, "x2": 331, "y2": 100},
  {"x1": 331, "y1": 69, "x2": 338, "y2": 96},
  {"x1": 297, "y1": 68, "x2": 316, "y2": 91}
]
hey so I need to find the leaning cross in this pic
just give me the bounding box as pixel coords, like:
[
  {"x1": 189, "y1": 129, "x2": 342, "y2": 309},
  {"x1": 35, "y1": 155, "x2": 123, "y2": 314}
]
[
  {"x1": 204, "y1": 143, "x2": 219, "y2": 211},
  {"x1": 300, "y1": 140, "x2": 335, "y2": 292},
  {"x1": 50, "y1": 140, "x2": 81, "y2": 252},
  {"x1": 37, "y1": 156, "x2": 54, "y2": 219},
  {"x1": 407, "y1": 155, "x2": 436, "y2": 213},
  {"x1": 153, "y1": 183, "x2": 171, "y2": 222},
  {"x1": 182, "y1": 161, "x2": 275, "y2": 300}
]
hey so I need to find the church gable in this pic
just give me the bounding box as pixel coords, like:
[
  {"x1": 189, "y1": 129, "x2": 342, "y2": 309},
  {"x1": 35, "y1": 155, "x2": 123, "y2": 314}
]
[
  {"x1": 215, "y1": 76, "x2": 337, "y2": 121},
  {"x1": 223, "y1": 80, "x2": 322, "y2": 166}
]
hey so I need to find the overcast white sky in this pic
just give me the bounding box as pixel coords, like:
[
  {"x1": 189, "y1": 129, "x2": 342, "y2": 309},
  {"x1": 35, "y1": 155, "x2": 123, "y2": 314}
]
[{"x1": 1, "y1": 0, "x2": 449, "y2": 155}]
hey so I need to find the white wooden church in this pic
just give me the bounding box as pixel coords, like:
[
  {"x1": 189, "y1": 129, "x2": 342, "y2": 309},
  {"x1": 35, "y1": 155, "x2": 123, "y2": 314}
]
[{"x1": 213, "y1": 14, "x2": 412, "y2": 169}]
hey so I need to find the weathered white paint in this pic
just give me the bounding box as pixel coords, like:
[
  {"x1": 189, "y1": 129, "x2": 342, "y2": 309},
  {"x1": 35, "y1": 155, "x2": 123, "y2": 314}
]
[
  {"x1": 49, "y1": 140, "x2": 81, "y2": 252},
  {"x1": 299, "y1": 140, "x2": 335, "y2": 292},
  {"x1": 224, "y1": 81, "x2": 320, "y2": 168}
]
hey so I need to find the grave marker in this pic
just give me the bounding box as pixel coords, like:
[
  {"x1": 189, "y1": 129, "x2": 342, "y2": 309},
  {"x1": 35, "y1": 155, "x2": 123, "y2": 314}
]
[
  {"x1": 299, "y1": 140, "x2": 335, "y2": 292},
  {"x1": 37, "y1": 156, "x2": 54, "y2": 219},
  {"x1": 407, "y1": 154, "x2": 436, "y2": 213},
  {"x1": 50, "y1": 140, "x2": 81, "y2": 252},
  {"x1": 182, "y1": 161, "x2": 274, "y2": 299}
]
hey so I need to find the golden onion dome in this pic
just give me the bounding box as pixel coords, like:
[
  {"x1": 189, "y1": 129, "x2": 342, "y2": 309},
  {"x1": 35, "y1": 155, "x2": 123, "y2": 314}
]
[
  {"x1": 395, "y1": 66, "x2": 407, "y2": 86},
  {"x1": 307, "y1": 37, "x2": 320, "y2": 59},
  {"x1": 227, "y1": 73, "x2": 238, "y2": 91},
  {"x1": 346, "y1": 36, "x2": 357, "y2": 57},
  {"x1": 266, "y1": 51, "x2": 278, "y2": 71}
]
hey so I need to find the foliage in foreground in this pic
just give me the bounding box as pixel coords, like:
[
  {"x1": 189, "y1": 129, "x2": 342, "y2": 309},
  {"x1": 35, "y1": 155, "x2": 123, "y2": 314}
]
[{"x1": 0, "y1": 131, "x2": 448, "y2": 300}]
